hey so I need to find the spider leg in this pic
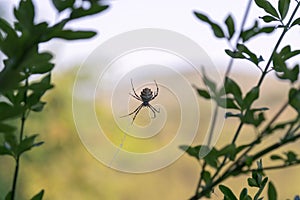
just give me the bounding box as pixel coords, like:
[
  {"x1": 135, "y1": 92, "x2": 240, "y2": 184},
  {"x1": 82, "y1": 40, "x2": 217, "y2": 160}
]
[
  {"x1": 131, "y1": 79, "x2": 140, "y2": 99},
  {"x1": 148, "y1": 104, "x2": 160, "y2": 119},
  {"x1": 131, "y1": 104, "x2": 143, "y2": 124},
  {"x1": 129, "y1": 93, "x2": 142, "y2": 101},
  {"x1": 120, "y1": 103, "x2": 143, "y2": 118},
  {"x1": 152, "y1": 80, "x2": 159, "y2": 99}
]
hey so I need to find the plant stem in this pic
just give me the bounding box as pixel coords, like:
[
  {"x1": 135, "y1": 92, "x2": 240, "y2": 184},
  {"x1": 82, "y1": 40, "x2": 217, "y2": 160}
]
[
  {"x1": 225, "y1": 0, "x2": 253, "y2": 77},
  {"x1": 11, "y1": 77, "x2": 28, "y2": 200},
  {"x1": 257, "y1": 1, "x2": 300, "y2": 87}
]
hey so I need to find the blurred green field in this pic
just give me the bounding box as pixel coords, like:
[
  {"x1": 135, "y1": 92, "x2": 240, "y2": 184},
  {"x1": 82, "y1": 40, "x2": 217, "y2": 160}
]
[{"x1": 0, "y1": 68, "x2": 299, "y2": 200}]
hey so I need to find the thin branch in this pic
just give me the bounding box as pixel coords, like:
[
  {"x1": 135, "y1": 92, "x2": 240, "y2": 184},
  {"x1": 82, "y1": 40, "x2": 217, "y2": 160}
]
[{"x1": 11, "y1": 76, "x2": 29, "y2": 200}]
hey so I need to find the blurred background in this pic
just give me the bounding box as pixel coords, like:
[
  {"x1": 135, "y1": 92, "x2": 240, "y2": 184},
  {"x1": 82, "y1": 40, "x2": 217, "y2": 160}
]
[{"x1": 0, "y1": 0, "x2": 300, "y2": 199}]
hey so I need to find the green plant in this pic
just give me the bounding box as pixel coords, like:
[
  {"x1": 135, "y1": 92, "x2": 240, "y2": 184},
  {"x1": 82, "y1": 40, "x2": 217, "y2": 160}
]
[
  {"x1": 182, "y1": 0, "x2": 300, "y2": 199},
  {"x1": 0, "y1": 0, "x2": 108, "y2": 199}
]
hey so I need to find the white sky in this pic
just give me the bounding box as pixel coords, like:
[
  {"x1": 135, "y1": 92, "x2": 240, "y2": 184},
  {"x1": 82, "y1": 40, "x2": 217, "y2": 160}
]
[{"x1": 1, "y1": 0, "x2": 300, "y2": 74}]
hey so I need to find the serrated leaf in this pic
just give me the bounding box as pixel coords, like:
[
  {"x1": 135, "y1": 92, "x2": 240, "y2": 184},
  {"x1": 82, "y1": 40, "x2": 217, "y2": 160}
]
[
  {"x1": 219, "y1": 185, "x2": 238, "y2": 200},
  {"x1": 268, "y1": 182, "x2": 277, "y2": 200},
  {"x1": 52, "y1": 0, "x2": 75, "y2": 12},
  {"x1": 276, "y1": 64, "x2": 299, "y2": 83},
  {"x1": 194, "y1": 11, "x2": 225, "y2": 38},
  {"x1": 13, "y1": 0, "x2": 35, "y2": 32},
  {"x1": 291, "y1": 17, "x2": 300, "y2": 27},
  {"x1": 278, "y1": 0, "x2": 290, "y2": 20},
  {"x1": 255, "y1": 0, "x2": 279, "y2": 18},
  {"x1": 70, "y1": 3, "x2": 109, "y2": 19},
  {"x1": 31, "y1": 189, "x2": 44, "y2": 200},
  {"x1": 225, "y1": 15, "x2": 235, "y2": 40},
  {"x1": 260, "y1": 15, "x2": 279, "y2": 23}
]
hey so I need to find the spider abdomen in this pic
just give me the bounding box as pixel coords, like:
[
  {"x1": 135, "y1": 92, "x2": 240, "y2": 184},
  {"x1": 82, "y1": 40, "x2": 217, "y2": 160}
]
[{"x1": 140, "y1": 88, "x2": 153, "y2": 102}]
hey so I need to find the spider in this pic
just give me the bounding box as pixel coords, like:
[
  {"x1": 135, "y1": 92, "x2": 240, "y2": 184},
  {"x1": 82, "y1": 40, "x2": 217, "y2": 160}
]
[{"x1": 121, "y1": 79, "x2": 160, "y2": 124}]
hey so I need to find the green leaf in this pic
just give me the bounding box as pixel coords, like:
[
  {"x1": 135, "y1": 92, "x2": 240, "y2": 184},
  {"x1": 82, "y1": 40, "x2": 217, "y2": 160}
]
[
  {"x1": 31, "y1": 189, "x2": 45, "y2": 200},
  {"x1": 285, "y1": 151, "x2": 297, "y2": 163},
  {"x1": 202, "y1": 170, "x2": 212, "y2": 185},
  {"x1": 5, "y1": 191, "x2": 12, "y2": 200},
  {"x1": 51, "y1": 30, "x2": 97, "y2": 40},
  {"x1": 276, "y1": 64, "x2": 299, "y2": 83},
  {"x1": 218, "y1": 144, "x2": 237, "y2": 161},
  {"x1": 254, "y1": 0, "x2": 279, "y2": 18},
  {"x1": 23, "y1": 51, "x2": 54, "y2": 74},
  {"x1": 254, "y1": 177, "x2": 268, "y2": 200},
  {"x1": 248, "y1": 177, "x2": 258, "y2": 187},
  {"x1": 201, "y1": 69, "x2": 217, "y2": 95},
  {"x1": 211, "y1": 23, "x2": 225, "y2": 38},
  {"x1": 0, "y1": 18, "x2": 20, "y2": 58},
  {"x1": 237, "y1": 44, "x2": 261, "y2": 66},
  {"x1": 218, "y1": 98, "x2": 239, "y2": 110},
  {"x1": 291, "y1": 17, "x2": 300, "y2": 27},
  {"x1": 240, "y1": 188, "x2": 252, "y2": 200},
  {"x1": 179, "y1": 145, "x2": 201, "y2": 160},
  {"x1": 14, "y1": 0, "x2": 35, "y2": 32},
  {"x1": 17, "y1": 134, "x2": 44, "y2": 156},
  {"x1": 225, "y1": 112, "x2": 242, "y2": 119},
  {"x1": 204, "y1": 148, "x2": 219, "y2": 169},
  {"x1": 224, "y1": 77, "x2": 243, "y2": 106},
  {"x1": 268, "y1": 182, "x2": 277, "y2": 200},
  {"x1": 70, "y1": 3, "x2": 109, "y2": 19},
  {"x1": 243, "y1": 109, "x2": 265, "y2": 126},
  {"x1": 52, "y1": 0, "x2": 75, "y2": 12},
  {"x1": 259, "y1": 15, "x2": 279, "y2": 23},
  {"x1": 0, "y1": 123, "x2": 16, "y2": 134},
  {"x1": 0, "y1": 145, "x2": 13, "y2": 156},
  {"x1": 225, "y1": 15, "x2": 235, "y2": 40},
  {"x1": 289, "y1": 88, "x2": 300, "y2": 114},
  {"x1": 194, "y1": 12, "x2": 225, "y2": 38},
  {"x1": 30, "y1": 101, "x2": 46, "y2": 112},
  {"x1": 241, "y1": 20, "x2": 275, "y2": 42},
  {"x1": 270, "y1": 155, "x2": 284, "y2": 161},
  {"x1": 278, "y1": 0, "x2": 290, "y2": 20},
  {"x1": 195, "y1": 88, "x2": 211, "y2": 99},
  {"x1": 242, "y1": 87, "x2": 259, "y2": 110},
  {"x1": 219, "y1": 185, "x2": 238, "y2": 200},
  {"x1": 225, "y1": 49, "x2": 245, "y2": 59},
  {"x1": 0, "y1": 102, "x2": 24, "y2": 121}
]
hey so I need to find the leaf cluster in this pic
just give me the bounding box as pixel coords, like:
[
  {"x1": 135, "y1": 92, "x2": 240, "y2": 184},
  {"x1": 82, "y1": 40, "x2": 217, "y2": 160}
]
[
  {"x1": 0, "y1": 0, "x2": 108, "y2": 199},
  {"x1": 186, "y1": 0, "x2": 300, "y2": 199}
]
